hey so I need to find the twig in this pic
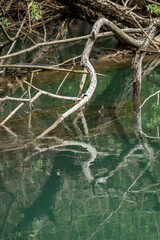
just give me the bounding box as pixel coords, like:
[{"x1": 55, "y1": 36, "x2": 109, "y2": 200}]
[
  {"x1": 0, "y1": 64, "x2": 104, "y2": 76},
  {"x1": 124, "y1": 0, "x2": 130, "y2": 6},
  {"x1": 28, "y1": 72, "x2": 34, "y2": 110},
  {"x1": 5, "y1": 16, "x2": 26, "y2": 57},
  {"x1": 88, "y1": 143, "x2": 154, "y2": 240},
  {"x1": 0, "y1": 124, "x2": 17, "y2": 137},
  {"x1": 0, "y1": 92, "x2": 41, "y2": 125},
  {"x1": 57, "y1": 55, "x2": 82, "y2": 67},
  {"x1": 0, "y1": 28, "x2": 143, "y2": 61},
  {"x1": 140, "y1": 90, "x2": 160, "y2": 108},
  {"x1": 129, "y1": 12, "x2": 160, "y2": 52},
  {"x1": 23, "y1": 80, "x2": 81, "y2": 101},
  {"x1": 0, "y1": 96, "x2": 30, "y2": 102},
  {"x1": 76, "y1": 69, "x2": 87, "y2": 98},
  {"x1": 56, "y1": 66, "x2": 74, "y2": 94},
  {"x1": 42, "y1": 17, "x2": 47, "y2": 42},
  {"x1": 0, "y1": 22, "x2": 16, "y2": 42},
  {"x1": 126, "y1": 5, "x2": 138, "y2": 14},
  {"x1": 157, "y1": 92, "x2": 159, "y2": 105}
]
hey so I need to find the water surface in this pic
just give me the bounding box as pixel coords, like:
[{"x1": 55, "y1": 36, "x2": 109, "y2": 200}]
[{"x1": 1, "y1": 44, "x2": 160, "y2": 240}]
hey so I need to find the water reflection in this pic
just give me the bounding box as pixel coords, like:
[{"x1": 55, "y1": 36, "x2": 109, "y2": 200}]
[
  {"x1": 1, "y1": 56, "x2": 160, "y2": 239},
  {"x1": 1, "y1": 107, "x2": 160, "y2": 240}
]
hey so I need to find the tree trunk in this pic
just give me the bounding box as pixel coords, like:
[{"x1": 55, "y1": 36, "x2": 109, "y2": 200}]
[{"x1": 59, "y1": 0, "x2": 151, "y2": 27}]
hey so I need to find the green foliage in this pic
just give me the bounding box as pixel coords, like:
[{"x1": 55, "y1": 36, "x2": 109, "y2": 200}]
[
  {"x1": 0, "y1": 17, "x2": 9, "y2": 26},
  {"x1": 27, "y1": 1, "x2": 42, "y2": 21},
  {"x1": 146, "y1": 3, "x2": 160, "y2": 15}
]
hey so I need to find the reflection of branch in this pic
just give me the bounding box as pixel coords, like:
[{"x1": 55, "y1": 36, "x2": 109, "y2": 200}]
[
  {"x1": 134, "y1": 92, "x2": 160, "y2": 139},
  {"x1": 88, "y1": 142, "x2": 155, "y2": 240},
  {"x1": 140, "y1": 90, "x2": 160, "y2": 108},
  {"x1": 25, "y1": 139, "x2": 97, "y2": 183},
  {"x1": 129, "y1": 183, "x2": 160, "y2": 193},
  {"x1": 96, "y1": 144, "x2": 143, "y2": 184}
]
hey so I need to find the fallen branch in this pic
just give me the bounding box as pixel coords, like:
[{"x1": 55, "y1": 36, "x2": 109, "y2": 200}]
[
  {"x1": 23, "y1": 80, "x2": 81, "y2": 101},
  {"x1": 36, "y1": 18, "x2": 143, "y2": 138},
  {"x1": 0, "y1": 92, "x2": 41, "y2": 126},
  {"x1": 0, "y1": 64, "x2": 104, "y2": 76},
  {"x1": 0, "y1": 28, "x2": 143, "y2": 61},
  {"x1": 0, "y1": 96, "x2": 30, "y2": 102}
]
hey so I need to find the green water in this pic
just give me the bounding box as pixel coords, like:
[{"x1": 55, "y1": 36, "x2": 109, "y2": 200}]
[{"x1": 1, "y1": 57, "x2": 160, "y2": 240}]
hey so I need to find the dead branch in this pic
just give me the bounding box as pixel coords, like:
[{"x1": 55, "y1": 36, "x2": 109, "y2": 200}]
[
  {"x1": 140, "y1": 90, "x2": 160, "y2": 108},
  {"x1": 133, "y1": 21, "x2": 158, "y2": 108},
  {"x1": 56, "y1": 66, "x2": 74, "y2": 94},
  {"x1": 0, "y1": 64, "x2": 104, "y2": 76},
  {"x1": 36, "y1": 18, "x2": 144, "y2": 138},
  {"x1": 146, "y1": 0, "x2": 160, "y2": 7},
  {"x1": 0, "y1": 92, "x2": 41, "y2": 126},
  {"x1": 0, "y1": 28, "x2": 143, "y2": 61},
  {"x1": 23, "y1": 80, "x2": 81, "y2": 101},
  {"x1": 0, "y1": 96, "x2": 30, "y2": 102}
]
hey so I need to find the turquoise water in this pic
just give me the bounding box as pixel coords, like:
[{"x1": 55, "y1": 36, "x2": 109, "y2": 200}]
[{"x1": 1, "y1": 56, "x2": 160, "y2": 240}]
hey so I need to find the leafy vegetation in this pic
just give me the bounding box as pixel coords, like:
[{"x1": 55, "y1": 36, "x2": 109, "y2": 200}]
[
  {"x1": 27, "y1": 0, "x2": 42, "y2": 21},
  {"x1": 146, "y1": 0, "x2": 160, "y2": 15},
  {"x1": 0, "y1": 17, "x2": 9, "y2": 26}
]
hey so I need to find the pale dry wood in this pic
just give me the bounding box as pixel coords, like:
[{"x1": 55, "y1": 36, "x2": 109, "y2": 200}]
[
  {"x1": 0, "y1": 92, "x2": 41, "y2": 126},
  {"x1": 0, "y1": 96, "x2": 30, "y2": 102},
  {"x1": 56, "y1": 66, "x2": 74, "y2": 94},
  {"x1": 23, "y1": 80, "x2": 81, "y2": 101},
  {"x1": 36, "y1": 17, "x2": 143, "y2": 138},
  {"x1": 0, "y1": 64, "x2": 104, "y2": 76},
  {"x1": 140, "y1": 90, "x2": 160, "y2": 108},
  {"x1": 0, "y1": 28, "x2": 143, "y2": 61}
]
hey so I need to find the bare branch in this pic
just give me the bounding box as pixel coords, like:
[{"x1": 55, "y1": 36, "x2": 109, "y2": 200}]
[
  {"x1": 0, "y1": 64, "x2": 104, "y2": 76},
  {"x1": 0, "y1": 92, "x2": 41, "y2": 126},
  {"x1": 0, "y1": 96, "x2": 30, "y2": 102},
  {"x1": 140, "y1": 90, "x2": 160, "y2": 108},
  {"x1": 0, "y1": 28, "x2": 143, "y2": 61},
  {"x1": 36, "y1": 17, "x2": 142, "y2": 138},
  {"x1": 23, "y1": 80, "x2": 81, "y2": 101}
]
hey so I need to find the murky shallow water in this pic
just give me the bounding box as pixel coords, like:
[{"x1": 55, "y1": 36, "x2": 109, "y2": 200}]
[{"x1": 1, "y1": 43, "x2": 160, "y2": 239}]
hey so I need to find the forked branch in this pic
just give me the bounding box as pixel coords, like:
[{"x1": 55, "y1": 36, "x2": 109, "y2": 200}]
[{"x1": 36, "y1": 17, "x2": 146, "y2": 138}]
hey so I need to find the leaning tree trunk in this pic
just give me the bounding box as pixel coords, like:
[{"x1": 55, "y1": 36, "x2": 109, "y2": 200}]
[{"x1": 58, "y1": 0, "x2": 151, "y2": 27}]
